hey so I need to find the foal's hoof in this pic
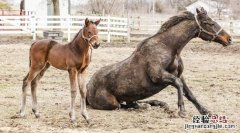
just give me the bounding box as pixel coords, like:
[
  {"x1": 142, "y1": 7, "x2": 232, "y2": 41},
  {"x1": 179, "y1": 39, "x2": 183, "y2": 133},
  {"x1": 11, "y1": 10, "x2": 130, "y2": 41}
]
[
  {"x1": 86, "y1": 119, "x2": 91, "y2": 125},
  {"x1": 70, "y1": 119, "x2": 77, "y2": 127},
  {"x1": 19, "y1": 113, "x2": 26, "y2": 118},
  {"x1": 178, "y1": 111, "x2": 187, "y2": 118},
  {"x1": 32, "y1": 110, "x2": 40, "y2": 118},
  {"x1": 87, "y1": 119, "x2": 94, "y2": 127}
]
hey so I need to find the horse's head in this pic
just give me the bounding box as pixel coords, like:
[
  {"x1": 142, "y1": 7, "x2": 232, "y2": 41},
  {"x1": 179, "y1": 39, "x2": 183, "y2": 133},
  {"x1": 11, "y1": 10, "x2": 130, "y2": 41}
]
[
  {"x1": 82, "y1": 18, "x2": 101, "y2": 49},
  {"x1": 195, "y1": 7, "x2": 232, "y2": 46}
]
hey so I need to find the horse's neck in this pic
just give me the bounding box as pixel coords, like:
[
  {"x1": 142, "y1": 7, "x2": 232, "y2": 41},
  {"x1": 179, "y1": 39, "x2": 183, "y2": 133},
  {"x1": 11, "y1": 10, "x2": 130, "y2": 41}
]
[
  {"x1": 160, "y1": 20, "x2": 198, "y2": 54},
  {"x1": 70, "y1": 35, "x2": 90, "y2": 56}
]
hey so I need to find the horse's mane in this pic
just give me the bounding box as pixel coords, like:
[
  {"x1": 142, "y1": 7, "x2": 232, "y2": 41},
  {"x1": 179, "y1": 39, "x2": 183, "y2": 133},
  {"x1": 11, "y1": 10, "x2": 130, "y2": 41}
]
[
  {"x1": 136, "y1": 11, "x2": 195, "y2": 51},
  {"x1": 158, "y1": 11, "x2": 195, "y2": 33}
]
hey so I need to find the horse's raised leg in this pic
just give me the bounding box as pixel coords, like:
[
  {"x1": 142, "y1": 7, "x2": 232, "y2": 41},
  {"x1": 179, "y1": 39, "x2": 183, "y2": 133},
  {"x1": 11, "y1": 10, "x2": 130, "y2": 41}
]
[
  {"x1": 20, "y1": 67, "x2": 42, "y2": 117},
  {"x1": 147, "y1": 65, "x2": 186, "y2": 117},
  {"x1": 68, "y1": 68, "x2": 78, "y2": 124},
  {"x1": 31, "y1": 63, "x2": 50, "y2": 118},
  {"x1": 180, "y1": 76, "x2": 211, "y2": 115},
  {"x1": 78, "y1": 72, "x2": 90, "y2": 124}
]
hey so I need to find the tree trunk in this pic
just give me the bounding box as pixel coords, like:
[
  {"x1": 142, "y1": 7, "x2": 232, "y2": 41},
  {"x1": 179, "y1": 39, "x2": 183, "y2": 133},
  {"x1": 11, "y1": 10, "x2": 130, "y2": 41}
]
[
  {"x1": 68, "y1": 0, "x2": 71, "y2": 15},
  {"x1": 51, "y1": 0, "x2": 60, "y2": 30},
  {"x1": 52, "y1": 0, "x2": 60, "y2": 16},
  {"x1": 20, "y1": 0, "x2": 25, "y2": 15}
]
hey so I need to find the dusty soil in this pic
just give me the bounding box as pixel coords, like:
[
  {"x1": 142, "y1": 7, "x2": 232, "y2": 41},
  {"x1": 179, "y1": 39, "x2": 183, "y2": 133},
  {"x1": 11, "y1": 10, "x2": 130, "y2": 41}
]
[{"x1": 0, "y1": 41, "x2": 239, "y2": 133}]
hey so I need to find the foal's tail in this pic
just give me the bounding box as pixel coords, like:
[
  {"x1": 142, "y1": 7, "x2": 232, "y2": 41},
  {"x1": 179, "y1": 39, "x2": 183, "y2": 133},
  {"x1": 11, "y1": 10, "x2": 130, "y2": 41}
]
[
  {"x1": 45, "y1": 40, "x2": 57, "y2": 62},
  {"x1": 29, "y1": 41, "x2": 36, "y2": 67}
]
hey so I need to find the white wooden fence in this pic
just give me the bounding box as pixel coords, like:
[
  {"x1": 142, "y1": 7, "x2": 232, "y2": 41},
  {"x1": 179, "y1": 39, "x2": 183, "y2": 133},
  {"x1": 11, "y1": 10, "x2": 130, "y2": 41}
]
[
  {"x1": 1, "y1": 15, "x2": 240, "y2": 42},
  {"x1": 130, "y1": 16, "x2": 240, "y2": 37},
  {"x1": 0, "y1": 15, "x2": 129, "y2": 42}
]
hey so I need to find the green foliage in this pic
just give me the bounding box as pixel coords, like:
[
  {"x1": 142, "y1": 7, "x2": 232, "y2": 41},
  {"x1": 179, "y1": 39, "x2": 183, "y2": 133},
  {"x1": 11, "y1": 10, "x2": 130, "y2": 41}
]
[{"x1": 0, "y1": 2, "x2": 11, "y2": 10}]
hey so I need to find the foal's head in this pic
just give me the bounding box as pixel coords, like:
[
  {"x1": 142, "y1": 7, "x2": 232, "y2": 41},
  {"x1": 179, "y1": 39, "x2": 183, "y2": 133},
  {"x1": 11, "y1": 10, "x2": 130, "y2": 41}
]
[
  {"x1": 82, "y1": 18, "x2": 101, "y2": 49},
  {"x1": 195, "y1": 7, "x2": 232, "y2": 46}
]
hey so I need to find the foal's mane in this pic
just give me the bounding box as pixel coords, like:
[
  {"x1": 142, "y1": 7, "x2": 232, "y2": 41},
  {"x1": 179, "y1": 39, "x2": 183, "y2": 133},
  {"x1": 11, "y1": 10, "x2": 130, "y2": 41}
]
[
  {"x1": 69, "y1": 20, "x2": 96, "y2": 45},
  {"x1": 158, "y1": 11, "x2": 195, "y2": 33}
]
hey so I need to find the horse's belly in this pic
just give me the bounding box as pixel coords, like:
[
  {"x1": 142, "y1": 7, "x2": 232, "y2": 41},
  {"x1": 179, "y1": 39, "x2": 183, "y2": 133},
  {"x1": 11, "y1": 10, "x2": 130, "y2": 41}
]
[
  {"x1": 125, "y1": 86, "x2": 167, "y2": 102},
  {"x1": 114, "y1": 78, "x2": 168, "y2": 102}
]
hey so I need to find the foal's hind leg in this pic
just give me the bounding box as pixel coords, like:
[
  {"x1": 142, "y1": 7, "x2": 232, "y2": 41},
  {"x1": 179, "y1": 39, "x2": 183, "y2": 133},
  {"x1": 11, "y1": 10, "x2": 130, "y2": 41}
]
[
  {"x1": 31, "y1": 63, "x2": 50, "y2": 118},
  {"x1": 20, "y1": 66, "x2": 43, "y2": 117},
  {"x1": 78, "y1": 72, "x2": 90, "y2": 124}
]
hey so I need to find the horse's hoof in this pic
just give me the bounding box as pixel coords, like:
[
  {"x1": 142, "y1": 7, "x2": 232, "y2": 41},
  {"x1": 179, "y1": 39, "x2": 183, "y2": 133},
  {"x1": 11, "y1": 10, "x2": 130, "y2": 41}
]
[
  {"x1": 200, "y1": 108, "x2": 212, "y2": 116},
  {"x1": 35, "y1": 114, "x2": 40, "y2": 118},
  {"x1": 178, "y1": 111, "x2": 187, "y2": 118},
  {"x1": 138, "y1": 103, "x2": 151, "y2": 110}
]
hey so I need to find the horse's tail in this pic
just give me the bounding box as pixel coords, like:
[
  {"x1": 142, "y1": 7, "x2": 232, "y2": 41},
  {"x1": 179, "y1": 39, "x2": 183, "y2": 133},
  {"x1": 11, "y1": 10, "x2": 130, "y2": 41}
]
[
  {"x1": 45, "y1": 40, "x2": 57, "y2": 62},
  {"x1": 29, "y1": 42, "x2": 36, "y2": 67}
]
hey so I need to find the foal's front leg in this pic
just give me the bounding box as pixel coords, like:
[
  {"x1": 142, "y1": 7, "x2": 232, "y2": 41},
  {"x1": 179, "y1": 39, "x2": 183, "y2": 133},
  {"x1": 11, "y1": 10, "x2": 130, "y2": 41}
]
[
  {"x1": 78, "y1": 71, "x2": 90, "y2": 124},
  {"x1": 68, "y1": 68, "x2": 78, "y2": 124}
]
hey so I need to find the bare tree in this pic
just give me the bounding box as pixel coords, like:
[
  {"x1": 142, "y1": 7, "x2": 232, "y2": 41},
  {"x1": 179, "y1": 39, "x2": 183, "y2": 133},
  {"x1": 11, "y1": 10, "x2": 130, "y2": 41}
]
[
  {"x1": 87, "y1": 0, "x2": 154, "y2": 15},
  {"x1": 88, "y1": 0, "x2": 119, "y2": 15},
  {"x1": 166, "y1": 0, "x2": 196, "y2": 11},
  {"x1": 212, "y1": 0, "x2": 230, "y2": 19},
  {"x1": 230, "y1": 0, "x2": 240, "y2": 19}
]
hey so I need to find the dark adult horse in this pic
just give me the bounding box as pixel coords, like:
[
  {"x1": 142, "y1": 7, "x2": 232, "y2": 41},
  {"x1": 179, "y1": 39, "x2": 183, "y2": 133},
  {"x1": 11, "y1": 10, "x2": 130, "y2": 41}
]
[
  {"x1": 87, "y1": 8, "x2": 232, "y2": 117},
  {"x1": 20, "y1": 18, "x2": 100, "y2": 124}
]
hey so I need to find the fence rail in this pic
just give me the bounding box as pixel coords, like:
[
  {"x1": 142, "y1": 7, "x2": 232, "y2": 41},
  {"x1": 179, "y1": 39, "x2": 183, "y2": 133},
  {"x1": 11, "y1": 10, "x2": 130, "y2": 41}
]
[
  {"x1": 129, "y1": 16, "x2": 240, "y2": 37},
  {"x1": 1, "y1": 15, "x2": 240, "y2": 42},
  {"x1": 0, "y1": 15, "x2": 129, "y2": 42}
]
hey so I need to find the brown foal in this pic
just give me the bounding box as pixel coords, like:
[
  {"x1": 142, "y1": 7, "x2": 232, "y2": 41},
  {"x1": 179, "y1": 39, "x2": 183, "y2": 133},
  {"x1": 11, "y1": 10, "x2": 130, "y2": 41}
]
[{"x1": 20, "y1": 18, "x2": 101, "y2": 124}]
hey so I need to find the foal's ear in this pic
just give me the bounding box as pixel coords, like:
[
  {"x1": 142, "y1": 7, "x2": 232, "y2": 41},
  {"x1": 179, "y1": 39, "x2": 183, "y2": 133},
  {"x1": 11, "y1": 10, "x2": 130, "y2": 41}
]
[
  {"x1": 85, "y1": 18, "x2": 90, "y2": 26},
  {"x1": 200, "y1": 7, "x2": 207, "y2": 14},
  {"x1": 196, "y1": 8, "x2": 201, "y2": 14},
  {"x1": 95, "y1": 18, "x2": 101, "y2": 26}
]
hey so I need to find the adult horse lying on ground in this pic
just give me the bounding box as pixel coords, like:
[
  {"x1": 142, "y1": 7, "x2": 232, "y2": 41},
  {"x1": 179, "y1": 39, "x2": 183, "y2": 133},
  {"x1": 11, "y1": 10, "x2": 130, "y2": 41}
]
[
  {"x1": 20, "y1": 18, "x2": 101, "y2": 124},
  {"x1": 87, "y1": 8, "x2": 232, "y2": 117}
]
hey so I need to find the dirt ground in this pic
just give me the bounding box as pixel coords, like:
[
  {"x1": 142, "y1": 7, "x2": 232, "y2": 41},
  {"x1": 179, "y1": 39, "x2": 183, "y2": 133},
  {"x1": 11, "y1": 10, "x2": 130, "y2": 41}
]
[{"x1": 0, "y1": 40, "x2": 239, "y2": 133}]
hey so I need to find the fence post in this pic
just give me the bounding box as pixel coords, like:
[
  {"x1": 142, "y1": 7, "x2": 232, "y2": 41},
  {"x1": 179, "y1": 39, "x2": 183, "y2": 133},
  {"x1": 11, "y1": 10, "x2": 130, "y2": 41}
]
[
  {"x1": 107, "y1": 15, "x2": 110, "y2": 43},
  {"x1": 31, "y1": 14, "x2": 36, "y2": 40},
  {"x1": 67, "y1": 15, "x2": 71, "y2": 42},
  {"x1": 230, "y1": 21, "x2": 233, "y2": 34},
  {"x1": 127, "y1": 13, "x2": 130, "y2": 43}
]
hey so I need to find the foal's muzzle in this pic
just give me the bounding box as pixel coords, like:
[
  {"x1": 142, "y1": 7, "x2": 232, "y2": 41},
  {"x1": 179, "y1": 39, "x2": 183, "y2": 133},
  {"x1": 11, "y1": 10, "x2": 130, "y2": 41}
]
[{"x1": 93, "y1": 43, "x2": 100, "y2": 49}]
